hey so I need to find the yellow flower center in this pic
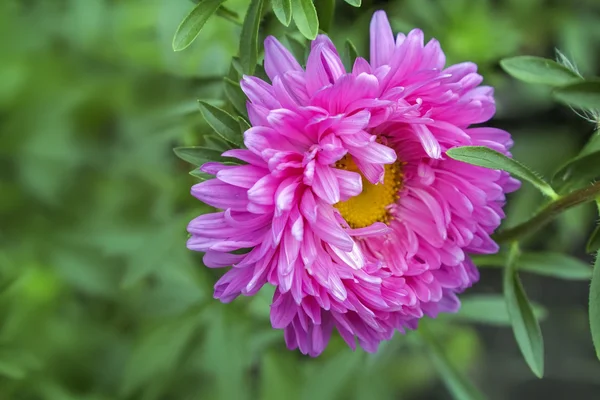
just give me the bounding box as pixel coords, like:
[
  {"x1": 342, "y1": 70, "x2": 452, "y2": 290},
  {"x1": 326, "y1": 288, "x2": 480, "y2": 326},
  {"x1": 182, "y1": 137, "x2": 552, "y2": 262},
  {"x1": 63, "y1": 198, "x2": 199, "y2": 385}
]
[{"x1": 334, "y1": 155, "x2": 404, "y2": 229}]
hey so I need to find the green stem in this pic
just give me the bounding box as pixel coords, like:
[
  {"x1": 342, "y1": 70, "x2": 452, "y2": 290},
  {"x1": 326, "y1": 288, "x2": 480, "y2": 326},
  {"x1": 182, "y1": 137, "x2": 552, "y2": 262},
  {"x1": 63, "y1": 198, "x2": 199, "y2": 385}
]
[{"x1": 494, "y1": 181, "x2": 600, "y2": 243}]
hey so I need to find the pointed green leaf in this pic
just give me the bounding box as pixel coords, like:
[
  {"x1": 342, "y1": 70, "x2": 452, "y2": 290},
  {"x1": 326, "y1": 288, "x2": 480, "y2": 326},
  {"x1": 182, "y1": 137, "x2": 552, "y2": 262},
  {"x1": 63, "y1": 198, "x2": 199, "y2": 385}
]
[
  {"x1": 315, "y1": 0, "x2": 335, "y2": 33},
  {"x1": 271, "y1": 0, "x2": 292, "y2": 26},
  {"x1": 553, "y1": 81, "x2": 600, "y2": 110},
  {"x1": 173, "y1": 146, "x2": 227, "y2": 166},
  {"x1": 172, "y1": 0, "x2": 226, "y2": 51},
  {"x1": 342, "y1": 39, "x2": 359, "y2": 71},
  {"x1": 504, "y1": 243, "x2": 544, "y2": 378},
  {"x1": 420, "y1": 326, "x2": 486, "y2": 400},
  {"x1": 447, "y1": 146, "x2": 558, "y2": 199},
  {"x1": 587, "y1": 225, "x2": 600, "y2": 253},
  {"x1": 240, "y1": 0, "x2": 265, "y2": 75},
  {"x1": 238, "y1": 116, "x2": 251, "y2": 133},
  {"x1": 552, "y1": 150, "x2": 600, "y2": 192},
  {"x1": 456, "y1": 294, "x2": 547, "y2": 326},
  {"x1": 473, "y1": 252, "x2": 593, "y2": 280},
  {"x1": 590, "y1": 252, "x2": 600, "y2": 360},
  {"x1": 224, "y1": 78, "x2": 248, "y2": 117},
  {"x1": 189, "y1": 168, "x2": 213, "y2": 181},
  {"x1": 198, "y1": 101, "x2": 243, "y2": 146},
  {"x1": 291, "y1": 0, "x2": 318, "y2": 40},
  {"x1": 231, "y1": 57, "x2": 244, "y2": 77},
  {"x1": 344, "y1": 0, "x2": 362, "y2": 6},
  {"x1": 204, "y1": 134, "x2": 233, "y2": 151},
  {"x1": 500, "y1": 56, "x2": 580, "y2": 86}
]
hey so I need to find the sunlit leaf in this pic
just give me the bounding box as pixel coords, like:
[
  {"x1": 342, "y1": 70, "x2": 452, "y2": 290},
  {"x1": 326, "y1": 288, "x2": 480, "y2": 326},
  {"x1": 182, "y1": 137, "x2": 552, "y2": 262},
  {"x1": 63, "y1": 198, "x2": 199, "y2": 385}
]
[
  {"x1": 420, "y1": 326, "x2": 485, "y2": 400},
  {"x1": 172, "y1": 0, "x2": 226, "y2": 51},
  {"x1": 503, "y1": 243, "x2": 544, "y2": 378},
  {"x1": 590, "y1": 252, "x2": 600, "y2": 360},
  {"x1": 473, "y1": 252, "x2": 593, "y2": 280},
  {"x1": 344, "y1": 0, "x2": 362, "y2": 6},
  {"x1": 198, "y1": 101, "x2": 244, "y2": 146},
  {"x1": 455, "y1": 294, "x2": 547, "y2": 326},
  {"x1": 447, "y1": 146, "x2": 558, "y2": 199},
  {"x1": 291, "y1": 0, "x2": 318, "y2": 40},
  {"x1": 500, "y1": 56, "x2": 580, "y2": 86},
  {"x1": 271, "y1": 0, "x2": 292, "y2": 26},
  {"x1": 553, "y1": 80, "x2": 600, "y2": 110},
  {"x1": 239, "y1": 0, "x2": 265, "y2": 75}
]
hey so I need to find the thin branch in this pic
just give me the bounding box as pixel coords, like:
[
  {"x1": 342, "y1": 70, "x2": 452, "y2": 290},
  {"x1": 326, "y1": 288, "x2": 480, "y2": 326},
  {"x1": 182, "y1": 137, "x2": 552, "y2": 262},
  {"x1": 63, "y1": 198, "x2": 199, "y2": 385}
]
[{"x1": 494, "y1": 181, "x2": 600, "y2": 243}]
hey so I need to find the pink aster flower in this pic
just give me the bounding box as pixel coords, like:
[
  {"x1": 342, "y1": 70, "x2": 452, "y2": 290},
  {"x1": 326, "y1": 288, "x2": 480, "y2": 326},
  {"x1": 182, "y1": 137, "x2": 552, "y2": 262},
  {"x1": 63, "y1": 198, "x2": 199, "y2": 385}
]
[{"x1": 187, "y1": 10, "x2": 519, "y2": 356}]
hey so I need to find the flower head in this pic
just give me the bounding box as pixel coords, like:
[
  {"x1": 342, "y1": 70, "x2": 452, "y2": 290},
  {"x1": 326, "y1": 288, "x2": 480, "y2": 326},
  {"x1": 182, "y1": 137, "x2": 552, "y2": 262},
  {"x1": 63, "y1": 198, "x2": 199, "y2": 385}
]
[{"x1": 187, "y1": 10, "x2": 519, "y2": 356}]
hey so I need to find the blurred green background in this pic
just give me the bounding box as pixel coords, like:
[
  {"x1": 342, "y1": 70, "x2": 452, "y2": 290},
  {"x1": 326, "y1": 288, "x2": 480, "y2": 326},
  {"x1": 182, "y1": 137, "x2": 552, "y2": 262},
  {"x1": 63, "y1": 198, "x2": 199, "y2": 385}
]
[{"x1": 2, "y1": 0, "x2": 600, "y2": 399}]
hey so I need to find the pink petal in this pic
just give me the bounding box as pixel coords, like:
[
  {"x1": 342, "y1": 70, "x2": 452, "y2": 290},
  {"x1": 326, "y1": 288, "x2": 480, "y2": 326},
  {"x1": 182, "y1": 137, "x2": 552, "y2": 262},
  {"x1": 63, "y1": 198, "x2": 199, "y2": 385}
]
[
  {"x1": 370, "y1": 10, "x2": 395, "y2": 68},
  {"x1": 264, "y1": 36, "x2": 303, "y2": 81}
]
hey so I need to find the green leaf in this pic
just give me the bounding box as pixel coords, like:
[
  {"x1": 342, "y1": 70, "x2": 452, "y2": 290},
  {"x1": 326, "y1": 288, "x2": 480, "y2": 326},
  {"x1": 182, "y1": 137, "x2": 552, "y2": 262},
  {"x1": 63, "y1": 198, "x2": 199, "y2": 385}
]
[
  {"x1": 552, "y1": 150, "x2": 600, "y2": 193},
  {"x1": 500, "y1": 56, "x2": 581, "y2": 86},
  {"x1": 215, "y1": 5, "x2": 242, "y2": 25},
  {"x1": 447, "y1": 146, "x2": 558, "y2": 199},
  {"x1": 344, "y1": 0, "x2": 362, "y2": 6},
  {"x1": 503, "y1": 243, "x2": 545, "y2": 378},
  {"x1": 590, "y1": 252, "x2": 600, "y2": 360},
  {"x1": 301, "y1": 351, "x2": 363, "y2": 400},
  {"x1": 420, "y1": 326, "x2": 486, "y2": 400},
  {"x1": 271, "y1": 0, "x2": 292, "y2": 26},
  {"x1": 198, "y1": 100, "x2": 243, "y2": 146},
  {"x1": 189, "y1": 168, "x2": 213, "y2": 181},
  {"x1": 315, "y1": 0, "x2": 335, "y2": 33},
  {"x1": 260, "y1": 352, "x2": 302, "y2": 400},
  {"x1": 173, "y1": 146, "x2": 227, "y2": 166},
  {"x1": 172, "y1": 0, "x2": 226, "y2": 51},
  {"x1": 239, "y1": 0, "x2": 265, "y2": 75},
  {"x1": 456, "y1": 294, "x2": 547, "y2": 326},
  {"x1": 121, "y1": 313, "x2": 201, "y2": 396},
  {"x1": 238, "y1": 116, "x2": 251, "y2": 133},
  {"x1": 0, "y1": 361, "x2": 25, "y2": 380},
  {"x1": 204, "y1": 134, "x2": 233, "y2": 151},
  {"x1": 231, "y1": 57, "x2": 244, "y2": 77},
  {"x1": 224, "y1": 78, "x2": 248, "y2": 118},
  {"x1": 553, "y1": 81, "x2": 600, "y2": 110},
  {"x1": 587, "y1": 224, "x2": 600, "y2": 253},
  {"x1": 473, "y1": 252, "x2": 593, "y2": 280},
  {"x1": 342, "y1": 39, "x2": 358, "y2": 71},
  {"x1": 291, "y1": 0, "x2": 319, "y2": 40}
]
